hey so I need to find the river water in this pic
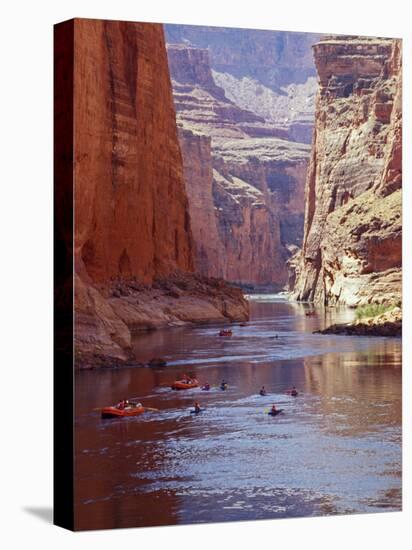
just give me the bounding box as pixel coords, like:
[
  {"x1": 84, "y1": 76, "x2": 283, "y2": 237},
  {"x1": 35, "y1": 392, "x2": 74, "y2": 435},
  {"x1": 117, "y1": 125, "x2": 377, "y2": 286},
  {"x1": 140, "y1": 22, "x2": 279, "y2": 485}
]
[{"x1": 75, "y1": 295, "x2": 402, "y2": 530}]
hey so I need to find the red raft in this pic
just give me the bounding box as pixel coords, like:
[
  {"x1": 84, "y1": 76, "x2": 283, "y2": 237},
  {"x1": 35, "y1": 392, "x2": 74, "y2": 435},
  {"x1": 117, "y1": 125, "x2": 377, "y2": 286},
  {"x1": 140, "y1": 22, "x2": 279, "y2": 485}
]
[
  {"x1": 101, "y1": 404, "x2": 145, "y2": 419},
  {"x1": 171, "y1": 378, "x2": 199, "y2": 390}
]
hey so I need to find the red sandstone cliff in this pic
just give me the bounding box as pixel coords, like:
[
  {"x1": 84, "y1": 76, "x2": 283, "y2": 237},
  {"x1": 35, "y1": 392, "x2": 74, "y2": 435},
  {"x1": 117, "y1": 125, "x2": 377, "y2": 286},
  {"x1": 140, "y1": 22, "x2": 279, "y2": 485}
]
[
  {"x1": 292, "y1": 37, "x2": 402, "y2": 306},
  {"x1": 72, "y1": 20, "x2": 248, "y2": 367},
  {"x1": 167, "y1": 43, "x2": 310, "y2": 287},
  {"x1": 74, "y1": 20, "x2": 193, "y2": 286},
  {"x1": 177, "y1": 128, "x2": 223, "y2": 277}
]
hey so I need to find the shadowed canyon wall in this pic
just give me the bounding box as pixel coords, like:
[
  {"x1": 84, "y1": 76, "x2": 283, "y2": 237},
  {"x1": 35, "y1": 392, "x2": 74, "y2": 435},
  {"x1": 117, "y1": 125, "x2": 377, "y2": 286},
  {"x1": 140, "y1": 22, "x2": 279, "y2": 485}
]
[
  {"x1": 74, "y1": 20, "x2": 193, "y2": 286},
  {"x1": 166, "y1": 39, "x2": 312, "y2": 287},
  {"x1": 292, "y1": 36, "x2": 402, "y2": 306},
  {"x1": 73, "y1": 20, "x2": 248, "y2": 367}
]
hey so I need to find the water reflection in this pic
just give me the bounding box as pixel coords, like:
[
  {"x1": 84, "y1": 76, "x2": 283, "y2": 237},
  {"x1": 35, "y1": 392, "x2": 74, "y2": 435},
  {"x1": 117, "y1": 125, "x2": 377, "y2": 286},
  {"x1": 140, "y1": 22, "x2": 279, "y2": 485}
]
[{"x1": 75, "y1": 296, "x2": 401, "y2": 530}]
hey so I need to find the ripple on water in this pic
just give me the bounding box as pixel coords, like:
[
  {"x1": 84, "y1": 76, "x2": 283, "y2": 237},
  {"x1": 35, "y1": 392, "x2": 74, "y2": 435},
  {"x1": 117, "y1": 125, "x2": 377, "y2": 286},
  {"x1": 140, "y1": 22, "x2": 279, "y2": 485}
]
[{"x1": 75, "y1": 297, "x2": 402, "y2": 528}]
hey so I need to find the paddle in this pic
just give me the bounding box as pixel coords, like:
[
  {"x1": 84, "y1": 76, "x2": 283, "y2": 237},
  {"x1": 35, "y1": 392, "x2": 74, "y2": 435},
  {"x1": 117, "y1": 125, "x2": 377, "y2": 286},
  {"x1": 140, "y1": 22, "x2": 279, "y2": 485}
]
[
  {"x1": 129, "y1": 400, "x2": 159, "y2": 412},
  {"x1": 93, "y1": 405, "x2": 159, "y2": 412}
]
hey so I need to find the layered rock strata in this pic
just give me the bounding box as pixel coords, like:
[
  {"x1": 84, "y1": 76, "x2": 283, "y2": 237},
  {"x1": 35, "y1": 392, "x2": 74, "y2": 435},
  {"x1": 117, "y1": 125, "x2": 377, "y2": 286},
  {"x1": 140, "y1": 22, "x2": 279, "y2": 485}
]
[
  {"x1": 292, "y1": 37, "x2": 402, "y2": 307},
  {"x1": 167, "y1": 43, "x2": 310, "y2": 287},
  {"x1": 165, "y1": 25, "x2": 321, "y2": 143},
  {"x1": 73, "y1": 20, "x2": 248, "y2": 367}
]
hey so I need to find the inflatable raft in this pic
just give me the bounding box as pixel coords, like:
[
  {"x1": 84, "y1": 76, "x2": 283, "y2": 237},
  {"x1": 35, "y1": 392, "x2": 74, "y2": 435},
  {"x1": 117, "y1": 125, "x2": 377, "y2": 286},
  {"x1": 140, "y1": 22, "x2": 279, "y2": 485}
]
[
  {"x1": 101, "y1": 405, "x2": 145, "y2": 419},
  {"x1": 171, "y1": 379, "x2": 199, "y2": 390}
]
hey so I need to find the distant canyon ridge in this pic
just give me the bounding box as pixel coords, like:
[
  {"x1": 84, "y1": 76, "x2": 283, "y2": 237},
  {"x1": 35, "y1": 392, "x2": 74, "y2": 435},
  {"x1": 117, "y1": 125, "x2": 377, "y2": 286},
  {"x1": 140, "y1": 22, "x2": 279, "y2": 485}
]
[{"x1": 165, "y1": 26, "x2": 321, "y2": 288}]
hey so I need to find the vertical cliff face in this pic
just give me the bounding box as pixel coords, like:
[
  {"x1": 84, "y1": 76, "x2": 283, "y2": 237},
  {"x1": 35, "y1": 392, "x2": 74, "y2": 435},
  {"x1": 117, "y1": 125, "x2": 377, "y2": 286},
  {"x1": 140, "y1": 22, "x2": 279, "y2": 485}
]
[
  {"x1": 292, "y1": 37, "x2": 402, "y2": 306},
  {"x1": 74, "y1": 20, "x2": 193, "y2": 285},
  {"x1": 167, "y1": 43, "x2": 310, "y2": 287},
  {"x1": 73, "y1": 20, "x2": 248, "y2": 367},
  {"x1": 178, "y1": 128, "x2": 224, "y2": 276}
]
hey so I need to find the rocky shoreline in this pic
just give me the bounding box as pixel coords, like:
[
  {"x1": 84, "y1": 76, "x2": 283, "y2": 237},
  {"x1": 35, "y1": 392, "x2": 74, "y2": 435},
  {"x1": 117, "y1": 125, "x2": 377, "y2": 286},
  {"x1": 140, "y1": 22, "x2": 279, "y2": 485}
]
[
  {"x1": 315, "y1": 307, "x2": 402, "y2": 337},
  {"x1": 75, "y1": 272, "x2": 249, "y2": 369}
]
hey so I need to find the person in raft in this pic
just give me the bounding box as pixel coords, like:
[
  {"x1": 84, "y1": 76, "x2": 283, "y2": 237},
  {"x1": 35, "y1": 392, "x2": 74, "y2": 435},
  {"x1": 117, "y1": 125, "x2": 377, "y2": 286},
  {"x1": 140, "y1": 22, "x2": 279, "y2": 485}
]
[
  {"x1": 116, "y1": 399, "x2": 126, "y2": 410},
  {"x1": 259, "y1": 386, "x2": 267, "y2": 396},
  {"x1": 220, "y1": 380, "x2": 228, "y2": 391}
]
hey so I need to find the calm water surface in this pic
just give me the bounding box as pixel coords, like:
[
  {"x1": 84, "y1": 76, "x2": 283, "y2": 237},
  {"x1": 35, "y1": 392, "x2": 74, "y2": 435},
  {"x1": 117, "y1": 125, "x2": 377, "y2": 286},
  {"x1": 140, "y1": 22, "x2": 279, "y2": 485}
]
[{"x1": 75, "y1": 296, "x2": 402, "y2": 530}]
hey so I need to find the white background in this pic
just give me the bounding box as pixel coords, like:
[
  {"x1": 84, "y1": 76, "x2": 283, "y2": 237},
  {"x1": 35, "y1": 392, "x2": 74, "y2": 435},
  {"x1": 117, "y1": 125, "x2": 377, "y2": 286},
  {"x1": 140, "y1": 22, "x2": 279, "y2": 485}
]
[{"x1": 0, "y1": 0, "x2": 410, "y2": 548}]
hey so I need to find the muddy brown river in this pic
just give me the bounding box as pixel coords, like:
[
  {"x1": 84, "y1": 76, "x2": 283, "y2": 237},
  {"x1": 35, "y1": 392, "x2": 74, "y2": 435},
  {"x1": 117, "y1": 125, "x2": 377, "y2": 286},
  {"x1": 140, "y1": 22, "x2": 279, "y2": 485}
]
[{"x1": 75, "y1": 295, "x2": 402, "y2": 530}]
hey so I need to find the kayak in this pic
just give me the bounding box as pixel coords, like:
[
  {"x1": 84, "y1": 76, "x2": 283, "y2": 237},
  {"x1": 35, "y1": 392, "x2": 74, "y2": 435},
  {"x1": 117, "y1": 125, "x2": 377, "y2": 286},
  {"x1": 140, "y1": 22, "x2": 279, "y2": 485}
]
[
  {"x1": 171, "y1": 379, "x2": 199, "y2": 390},
  {"x1": 101, "y1": 405, "x2": 145, "y2": 419},
  {"x1": 190, "y1": 408, "x2": 205, "y2": 414},
  {"x1": 268, "y1": 409, "x2": 283, "y2": 416}
]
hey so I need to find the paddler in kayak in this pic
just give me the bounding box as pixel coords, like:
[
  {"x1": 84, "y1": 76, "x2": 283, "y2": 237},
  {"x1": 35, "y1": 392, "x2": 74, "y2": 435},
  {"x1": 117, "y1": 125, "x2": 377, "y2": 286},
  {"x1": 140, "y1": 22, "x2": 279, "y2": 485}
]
[
  {"x1": 193, "y1": 402, "x2": 202, "y2": 414},
  {"x1": 220, "y1": 380, "x2": 228, "y2": 391},
  {"x1": 270, "y1": 404, "x2": 277, "y2": 414},
  {"x1": 201, "y1": 382, "x2": 210, "y2": 391},
  {"x1": 259, "y1": 386, "x2": 267, "y2": 396}
]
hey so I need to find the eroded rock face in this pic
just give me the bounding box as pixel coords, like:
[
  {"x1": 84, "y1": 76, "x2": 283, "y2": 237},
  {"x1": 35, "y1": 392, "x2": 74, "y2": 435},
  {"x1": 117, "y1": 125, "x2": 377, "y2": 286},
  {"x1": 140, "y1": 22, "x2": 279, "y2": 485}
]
[
  {"x1": 292, "y1": 37, "x2": 402, "y2": 306},
  {"x1": 74, "y1": 20, "x2": 193, "y2": 285},
  {"x1": 165, "y1": 25, "x2": 321, "y2": 143},
  {"x1": 167, "y1": 43, "x2": 310, "y2": 287},
  {"x1": 177, "y1": 128, "x2": 223, "y2": 277},
  {"x1": 72, "y1": 20, "x2": 248, "y2": 367}
]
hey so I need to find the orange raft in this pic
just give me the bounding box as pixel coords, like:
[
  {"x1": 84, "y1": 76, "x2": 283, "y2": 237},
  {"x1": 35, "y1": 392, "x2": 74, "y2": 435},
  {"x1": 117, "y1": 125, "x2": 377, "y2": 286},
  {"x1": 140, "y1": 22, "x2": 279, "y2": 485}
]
[
  {"x1": 171, "y1": 379, "x2": 199, "y2": 390},
  {"x1": 101, "y1": 405, "x2": 145, "y2": 419}
]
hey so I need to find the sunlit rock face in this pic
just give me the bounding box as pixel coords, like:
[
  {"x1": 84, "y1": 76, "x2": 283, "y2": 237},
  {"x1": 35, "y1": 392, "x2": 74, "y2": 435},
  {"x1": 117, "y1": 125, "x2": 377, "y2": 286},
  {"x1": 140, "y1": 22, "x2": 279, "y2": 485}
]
[
  {"x1": 292, "y1": 37, "x2": 402, "y2": 306},
  {"x1": 72, "y1": 20, "x2": 248, "y2": 367},
  {"x1": 166, "y1": 40, "x2": 311, "y2": 287},
  {"x1": 165, "y1": 25, "x2": 321, "y2": 143}
]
